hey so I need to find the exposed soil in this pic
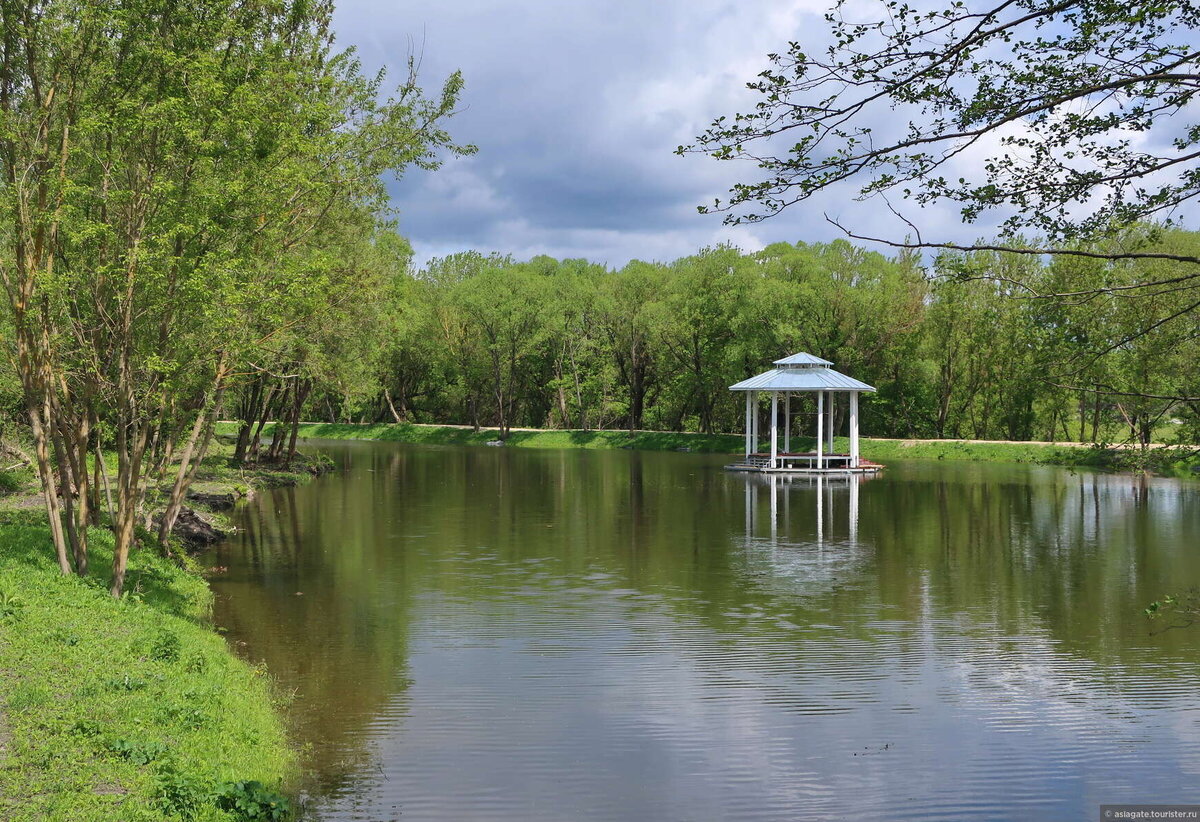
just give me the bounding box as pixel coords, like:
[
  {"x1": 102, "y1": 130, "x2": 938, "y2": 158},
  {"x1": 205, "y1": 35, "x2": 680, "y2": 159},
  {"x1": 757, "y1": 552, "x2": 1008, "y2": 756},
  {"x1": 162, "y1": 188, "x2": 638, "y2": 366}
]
[{"x1": 163, "y1": 507, "x2": 226, "y2": 551}]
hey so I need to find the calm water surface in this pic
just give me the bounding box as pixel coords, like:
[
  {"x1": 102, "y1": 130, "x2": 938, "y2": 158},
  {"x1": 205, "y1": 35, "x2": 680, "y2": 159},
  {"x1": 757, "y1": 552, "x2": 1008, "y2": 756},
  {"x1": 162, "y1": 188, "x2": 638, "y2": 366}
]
[{"x1": 208, "y1": 442, "x2": 1200, "y2": 821}]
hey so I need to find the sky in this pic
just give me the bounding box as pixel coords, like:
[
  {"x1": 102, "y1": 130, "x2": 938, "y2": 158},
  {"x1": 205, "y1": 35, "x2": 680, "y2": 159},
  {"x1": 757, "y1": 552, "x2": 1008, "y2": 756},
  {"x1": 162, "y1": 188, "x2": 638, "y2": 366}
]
[{"x1": 329, "y1": 1, "x2": 1013, "y2": 269}]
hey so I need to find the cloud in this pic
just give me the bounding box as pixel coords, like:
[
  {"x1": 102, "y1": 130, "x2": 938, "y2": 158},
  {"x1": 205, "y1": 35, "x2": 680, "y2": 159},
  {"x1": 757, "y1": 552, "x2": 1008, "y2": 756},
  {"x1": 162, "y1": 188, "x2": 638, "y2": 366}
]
[
  {"x1": 330, "y1": 0, "x2": 854, "y2": 267},
  {"x1": 338, "y1": 0, "x2": 1198, "y2": 269}
]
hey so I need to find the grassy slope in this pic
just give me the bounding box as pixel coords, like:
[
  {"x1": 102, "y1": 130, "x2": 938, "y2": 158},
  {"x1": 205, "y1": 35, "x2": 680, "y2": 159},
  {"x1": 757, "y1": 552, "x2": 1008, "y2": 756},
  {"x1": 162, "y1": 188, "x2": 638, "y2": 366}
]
[
  {"x1": 249, "y1": 421, "x2": 745, "y2": 453},
  {"x1": 219, "y1": 421, "x2": 1186, "y2": 469},
  {"x1": 0, "y1": 515, "x2": 292, "y2": 821}
]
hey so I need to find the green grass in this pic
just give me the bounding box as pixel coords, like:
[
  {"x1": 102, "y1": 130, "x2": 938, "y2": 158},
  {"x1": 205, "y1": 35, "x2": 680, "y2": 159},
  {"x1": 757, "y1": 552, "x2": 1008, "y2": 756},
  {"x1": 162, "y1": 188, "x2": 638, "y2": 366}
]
[
  {"x1": 861, "y1": 438, "x2": 1200, "y2": 475},
  {"x1": 215, "y1": 421, "x2": 745, "y2": 454},
  {"x1": 187, "y1": 444, "x2": 324, "y2": 495},
  {"x1": 856, "y1": 437, "x2": 1104, "y2": 465},
  {"x1": 0, "y1": 515, "x2": 293, "y2": 821},
  {"x1": 221, "y1": 421, "x2": 1200, "y2": 475}
]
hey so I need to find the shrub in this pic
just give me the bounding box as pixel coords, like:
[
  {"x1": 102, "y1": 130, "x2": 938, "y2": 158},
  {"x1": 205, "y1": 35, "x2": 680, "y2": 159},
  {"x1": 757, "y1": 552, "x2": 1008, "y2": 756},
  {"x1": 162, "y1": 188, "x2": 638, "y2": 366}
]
[
  {"x1": 215, "y1": 780, "x2": 292, "y2": 821},
  {"x1": 153, "y1": 763, "x2": 209, "y2": 821},
  {"x1": 0, "y1": 469, "x2": 26, "y2": 495},
  {"x1": 106, "y1": 737, "x2": 169, "y2": 765},
  {"x1": 150, "y1": 630, "x2": 182, "y2": 663}
]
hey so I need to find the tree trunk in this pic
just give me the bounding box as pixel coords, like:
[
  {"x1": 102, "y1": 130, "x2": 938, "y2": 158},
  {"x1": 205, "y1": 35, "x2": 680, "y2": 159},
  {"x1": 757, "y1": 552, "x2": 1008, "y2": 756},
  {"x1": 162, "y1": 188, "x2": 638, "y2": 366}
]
[
  {"x1": 383, "y1": 387, "x2": 403, "y2": 423},
  {"x1": 248, "y1": 383, "x2": 279, "y2": 461},
  {"x1": 111, "y1": 410, "x2": 150, "y2": 599},
  {"x1": 285, "y1": 379, "x2": 311, "y2": 462},
  {"x1": 233, "y1": 378, "x2": 263, "y2": 463},
  {"x1": 267, "y1": 379, "x2": 294, "y2": 463},
  {"x1": 89, "y1": 418, "x2": 103, "y2": 526},
  {"x1": 554, "y1": 360, "x2": 572, "y2": 429},
  {"x1": 26, "y1": 393, "x2": 72, "y2": 575},
  {"x1": 266, "y1": 381, "x2": 292, "y2": 462},
  {"x1": 629, "y1": 351, "x2": 646, "y2": 433},
  {"x1": 95, "y1": 438, "x2": 116, "y2": 525},
  {"x1": 158, "y1": 362, "x2": 228, "y2": 548},
  {"x1": 569, "y1": 347, "x2": 586, "y2": 430}
]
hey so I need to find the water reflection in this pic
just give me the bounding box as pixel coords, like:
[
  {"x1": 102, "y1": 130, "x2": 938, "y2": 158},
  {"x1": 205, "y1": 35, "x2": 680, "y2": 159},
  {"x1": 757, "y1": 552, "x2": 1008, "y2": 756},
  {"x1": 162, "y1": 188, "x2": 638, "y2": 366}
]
[
  {"x1": 742, "y1": 473, "x2": 869, "y2": 545},
  {"x1": 208, "y1": 445, "x2": 1200, "y2": 821}
]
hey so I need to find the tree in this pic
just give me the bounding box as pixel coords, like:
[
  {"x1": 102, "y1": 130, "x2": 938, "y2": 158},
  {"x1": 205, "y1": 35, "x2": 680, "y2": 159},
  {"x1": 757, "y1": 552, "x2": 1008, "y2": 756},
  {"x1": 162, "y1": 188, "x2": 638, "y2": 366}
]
[
  {"x1": 652, "y1": 246, "x2": 755, "y2": 433},
  {"x1": 925, "y1": 252, "x2": 1052, "y2": 440},
  {"x1": 751, "y1": 240, "x2": 928, "y2": 434},
  {"x1": 1037, "y1": 229, "x2": 1200, "y2": 445},
  {"x1": 595, "y1": 261, "x2": 661, "y2": 432},
  {"x1": 0, "y1": 0, "x2": 471, "y2": 595},
  {"x1": 451, "y1": 259, "x2": 551, "y2": 437},
  {"x1": 680, "y1": 0, "x2": 1200, "y2": 274}
]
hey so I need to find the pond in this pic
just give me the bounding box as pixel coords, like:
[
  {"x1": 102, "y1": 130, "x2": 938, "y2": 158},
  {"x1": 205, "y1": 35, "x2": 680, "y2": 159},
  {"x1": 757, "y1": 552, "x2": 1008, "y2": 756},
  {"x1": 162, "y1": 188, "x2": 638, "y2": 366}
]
[{"x1": 207, "y1": 442, "x2": 1200, "y2": 821}]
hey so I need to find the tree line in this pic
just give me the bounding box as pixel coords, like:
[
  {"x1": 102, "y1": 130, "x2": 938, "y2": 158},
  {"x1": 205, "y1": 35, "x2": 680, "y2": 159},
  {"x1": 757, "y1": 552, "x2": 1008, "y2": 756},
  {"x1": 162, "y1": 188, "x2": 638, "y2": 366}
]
[{"x1": 233, "y1": 229, "x2": 1200, "y2": 453}]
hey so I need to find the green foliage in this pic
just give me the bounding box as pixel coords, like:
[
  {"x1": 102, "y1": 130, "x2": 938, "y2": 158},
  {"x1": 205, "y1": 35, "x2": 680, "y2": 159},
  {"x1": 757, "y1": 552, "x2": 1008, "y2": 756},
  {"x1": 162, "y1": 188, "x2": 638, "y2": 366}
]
[
  {"x1": 262, "y1": 234, "x2": 1200, "y2": 453},
  {"x1": 0, "y1": 589, "x2": 26, "y2": 621},
  {"x1": 70, "y1": 719, "x2": 103, "y2": 738},
  {"x1": 677, "y1": 1, "x2": 1200, "y2": 432},
  {"x1": 214, "y1": 781, "x2": 292, "y2": 821},
  {"x1": 153, "y1": 762, "x2": 211, "y2": 821},
  {"x1": 1145, "y1": 590, "x2": 1200, "y2": 631},
  {"x1": 0, "y1": 469, "x2": 27, "y2": 495},
  {"x1": 106, "y1": 738, "x2": 170, "y2": 766},
  {"x1": 150, "y1": 631, "x2": 183, "y2": 663},
  {"x1": 106, "y1": 675, "x2": 149, "y2": 692},
  {"x1": 681, "y1": 0, "x2": 1200, "y2": 243},
  {"x1": 0, "y1": 0, "x2": 473, "y2": 594}
]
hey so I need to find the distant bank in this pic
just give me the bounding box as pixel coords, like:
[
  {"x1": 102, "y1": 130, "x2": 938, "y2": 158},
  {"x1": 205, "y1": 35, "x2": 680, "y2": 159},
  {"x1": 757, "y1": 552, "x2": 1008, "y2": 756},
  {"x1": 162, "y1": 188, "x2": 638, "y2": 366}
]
[{"x1": 216, "y1": 421, "x2": 1197, "y2": 475}]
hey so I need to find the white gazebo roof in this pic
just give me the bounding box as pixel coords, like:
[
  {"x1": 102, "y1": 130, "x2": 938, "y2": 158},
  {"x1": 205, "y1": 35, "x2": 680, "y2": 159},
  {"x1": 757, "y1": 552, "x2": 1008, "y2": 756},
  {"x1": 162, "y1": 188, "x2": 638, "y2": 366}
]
[
  {"x1": 773, "y1": 352, "x2": 833, "y2": 367},
  {"x1": 729, "y1": 353, "x2": 876, "y2": 392}
]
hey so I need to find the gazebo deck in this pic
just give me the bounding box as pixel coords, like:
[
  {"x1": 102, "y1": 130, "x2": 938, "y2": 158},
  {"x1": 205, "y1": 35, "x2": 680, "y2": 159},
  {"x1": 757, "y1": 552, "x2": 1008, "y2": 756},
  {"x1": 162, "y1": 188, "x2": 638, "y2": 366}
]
[{"x1": 726, "y1": 452, "x2": 884, "y2": 474}]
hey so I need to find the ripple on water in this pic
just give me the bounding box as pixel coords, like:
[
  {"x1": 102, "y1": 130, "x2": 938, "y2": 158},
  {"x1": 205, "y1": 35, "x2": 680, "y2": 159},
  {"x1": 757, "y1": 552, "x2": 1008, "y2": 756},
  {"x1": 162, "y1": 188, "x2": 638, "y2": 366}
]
[
  {"x1": 300, "y1": 577, "x2": 1200, "y2": 822},
  {"x1": 212, "y1": 449, "x2": 1200, "y2": 822}
]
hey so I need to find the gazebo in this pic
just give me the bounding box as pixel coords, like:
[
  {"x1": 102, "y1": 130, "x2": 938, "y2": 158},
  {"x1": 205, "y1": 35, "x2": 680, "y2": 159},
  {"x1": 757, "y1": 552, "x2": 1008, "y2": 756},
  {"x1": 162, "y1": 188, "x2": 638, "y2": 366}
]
[{"x1": 726, "y1": 352, "x2": 882, "y2": 474}]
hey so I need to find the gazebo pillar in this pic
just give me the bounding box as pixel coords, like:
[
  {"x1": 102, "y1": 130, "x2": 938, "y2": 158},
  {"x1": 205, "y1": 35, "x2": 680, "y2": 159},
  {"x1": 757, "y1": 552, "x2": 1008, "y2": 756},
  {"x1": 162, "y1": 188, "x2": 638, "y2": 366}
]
[
  {"x1": 784, "y1": 393, "x2": 791, "y2": 453},
  {"x1": 827, "y1": 392, "x2": 835, "y2": 454},
  {"x1": 744, "y1": 391, "x2": 753, "y2": 459},
  {"x1": 849, "y1": 391, "x2": 860, "y2": 467},
  {"x1": 751, "y1": 391, "x2": 759, "y2": 454},
  {"x1": 770, "y1": 392, "x2": 779, "y2": 468},
  {"x1": 816, "y1": 390, "x2": 824, "y2": 469}
]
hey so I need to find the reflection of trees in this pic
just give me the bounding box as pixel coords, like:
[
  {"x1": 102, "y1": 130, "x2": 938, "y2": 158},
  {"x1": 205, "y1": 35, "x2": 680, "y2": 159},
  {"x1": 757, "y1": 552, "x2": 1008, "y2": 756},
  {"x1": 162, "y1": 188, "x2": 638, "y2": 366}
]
[
  {"x1": 211, "y1": 444, "x2": 1200, "y2": 802},
  {"x1": 210, "y1": 451, "x2": 415, "y2": 798},
  {"x1": 860, "y1": 464, "x2": 1200, "y2": 661}
]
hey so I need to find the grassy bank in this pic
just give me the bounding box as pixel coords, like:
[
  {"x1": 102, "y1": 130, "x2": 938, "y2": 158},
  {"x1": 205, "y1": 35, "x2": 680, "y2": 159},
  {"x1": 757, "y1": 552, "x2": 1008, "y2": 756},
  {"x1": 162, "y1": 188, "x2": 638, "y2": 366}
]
[
  {"x1": 0, "y1": 515, "x2": 293, "y2": 821},
  {"x1": 223, "y1": 421, "x2": 1199, "y2": 473},
  {"x1": 216, "y1": 421, "x2": 746, "y2": 453}
]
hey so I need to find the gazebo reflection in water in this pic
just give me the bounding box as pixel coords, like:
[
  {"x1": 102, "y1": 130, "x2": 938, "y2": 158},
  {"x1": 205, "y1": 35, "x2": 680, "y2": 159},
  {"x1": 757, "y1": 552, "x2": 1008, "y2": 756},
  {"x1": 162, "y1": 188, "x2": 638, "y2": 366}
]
[
  {"x1": 741, "y1": 470, "x2": 876, "y2": 547},
  {"x1": 735, "y1": 472, "x2": 876, "y2": 605},
  {"x1": 727, "y1": 352, "x2": 884, "y2": 475}
]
